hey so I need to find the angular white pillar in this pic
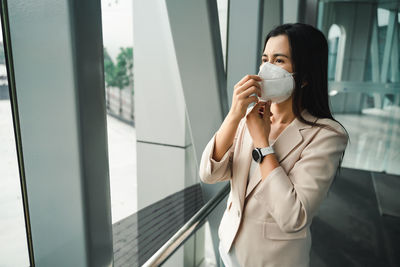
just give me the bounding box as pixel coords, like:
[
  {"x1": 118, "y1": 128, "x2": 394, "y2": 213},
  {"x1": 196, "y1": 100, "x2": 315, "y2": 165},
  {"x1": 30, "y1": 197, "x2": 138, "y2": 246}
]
[
  {"x1": 226, "y1": 0, "x2": 263, "y2": 105},
  {"x1": 133, "y1": 0, "x2": 195, "y2": 211},
  {"x1": 164, "y1": 0, "x2": 229, "y2": 263},
  {"x1": 226, "y1": 0, "x2": 282, "y2": 106},
  {"x1": 6, "y1": 0, "x2": 113, "y2": 266}
]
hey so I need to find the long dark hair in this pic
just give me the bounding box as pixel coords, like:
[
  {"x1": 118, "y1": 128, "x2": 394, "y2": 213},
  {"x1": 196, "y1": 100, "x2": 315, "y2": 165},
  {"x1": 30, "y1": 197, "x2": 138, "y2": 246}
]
[
  {"x1": 264, "y1": 23, "x2": 336, "y2": 127},
  {"x1": 264, "y1": 23, "x2": 348, "y2": 183}
]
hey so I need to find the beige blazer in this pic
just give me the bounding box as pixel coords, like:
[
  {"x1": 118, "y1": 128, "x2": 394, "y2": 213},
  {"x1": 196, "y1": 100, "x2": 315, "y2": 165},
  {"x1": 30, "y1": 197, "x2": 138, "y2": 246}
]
[{"x1": 199, "y1": 109, "x2": 348, "y2": 267}]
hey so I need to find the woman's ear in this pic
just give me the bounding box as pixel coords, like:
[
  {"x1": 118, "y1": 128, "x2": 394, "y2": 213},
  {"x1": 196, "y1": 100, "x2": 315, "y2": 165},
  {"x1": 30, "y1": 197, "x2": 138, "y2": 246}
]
[{"x1": 301, "y1": 81, "x2": 308, "y2": 88}]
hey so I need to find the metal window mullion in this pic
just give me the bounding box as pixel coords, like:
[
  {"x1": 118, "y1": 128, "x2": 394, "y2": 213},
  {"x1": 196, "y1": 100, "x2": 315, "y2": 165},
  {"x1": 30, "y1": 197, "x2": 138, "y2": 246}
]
[
  {"x1": 390, "y1": 12, "x2": 399, "y2": 83},
  {"x1": 391, "y1": 12, "x2": 400, "y2": 105},
  {"x1": 381, "y1": 10, "x2": 396, "y2": 83},
  {"x1": 371, "y1": 8, "x2": 382, "y2": 108}
]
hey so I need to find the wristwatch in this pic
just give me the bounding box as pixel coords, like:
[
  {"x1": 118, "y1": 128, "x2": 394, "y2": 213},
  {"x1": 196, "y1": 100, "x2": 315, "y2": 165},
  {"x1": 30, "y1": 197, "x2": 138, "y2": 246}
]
[{"x1": 252, "y1": 146, "x2": 274, "y2": 163}]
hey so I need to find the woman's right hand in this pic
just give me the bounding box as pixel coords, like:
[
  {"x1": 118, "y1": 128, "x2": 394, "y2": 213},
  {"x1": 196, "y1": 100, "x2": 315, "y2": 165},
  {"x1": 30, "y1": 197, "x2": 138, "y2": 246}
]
[
  {"x1": 228, "y1": 75, "x2": 262, "y2": 122},
  {"x1": 212, "y1": 75, "x2": 262, "y2": 162}
]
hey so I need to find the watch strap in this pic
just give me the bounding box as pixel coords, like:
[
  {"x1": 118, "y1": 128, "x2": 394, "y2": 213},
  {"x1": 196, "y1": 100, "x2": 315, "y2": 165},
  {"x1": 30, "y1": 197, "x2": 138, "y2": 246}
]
[{"x1": 259, "y1": 146, "x2": 274, "y2": 157}]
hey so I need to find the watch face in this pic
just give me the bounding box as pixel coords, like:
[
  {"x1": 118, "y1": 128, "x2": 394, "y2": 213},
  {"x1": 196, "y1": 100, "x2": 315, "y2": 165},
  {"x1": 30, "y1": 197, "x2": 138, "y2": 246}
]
[{"x1": 252, "y1": 149, "x2": 260, "y2": 162}]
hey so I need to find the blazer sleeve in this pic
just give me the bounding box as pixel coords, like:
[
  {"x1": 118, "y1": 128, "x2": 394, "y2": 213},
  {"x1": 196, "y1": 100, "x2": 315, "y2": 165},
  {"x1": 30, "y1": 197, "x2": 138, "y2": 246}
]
[
  {"x1": 253, "y1": 123, "x2": 348, "y2": 233},
  {"x1": 199, "y1": 118, "x2": 245, "y2": 184}
]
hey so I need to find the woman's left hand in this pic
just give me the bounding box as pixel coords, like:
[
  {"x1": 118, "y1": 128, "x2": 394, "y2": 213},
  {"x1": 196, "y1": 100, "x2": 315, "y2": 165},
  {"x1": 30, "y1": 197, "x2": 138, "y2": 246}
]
[{"x1": 246, "y1": 100, "x2": 272, "y2": 148}]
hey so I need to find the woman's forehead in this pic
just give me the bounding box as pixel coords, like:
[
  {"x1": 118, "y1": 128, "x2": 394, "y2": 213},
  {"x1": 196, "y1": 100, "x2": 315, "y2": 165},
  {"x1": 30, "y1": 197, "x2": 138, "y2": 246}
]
[{"x1": 263, "y1": 35, "x2": 291, "y2": 57}]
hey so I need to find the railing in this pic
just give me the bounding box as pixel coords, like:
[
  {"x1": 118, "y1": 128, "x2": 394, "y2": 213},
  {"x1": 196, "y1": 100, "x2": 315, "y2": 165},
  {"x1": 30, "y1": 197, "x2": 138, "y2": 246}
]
[
  {"x1": 142, "y1": 183, "x2": 230, "y2": 267},
  {"x1": 105, "y1": 86, "x2": 134, "y2": 125}
]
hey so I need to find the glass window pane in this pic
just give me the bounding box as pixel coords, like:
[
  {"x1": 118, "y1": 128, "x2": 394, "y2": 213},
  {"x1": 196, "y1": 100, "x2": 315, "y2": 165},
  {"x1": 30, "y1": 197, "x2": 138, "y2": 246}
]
[
  {"x1": 318, "y1": 2, "x2": 400, "y2": 175},
  {"x1": 101, "y1": 0, "x2": 136, "y2": 224},
  {"x1": 217, "y1": 0, "x2": 229, "y2": 69},
  {"x1": 0, "y1": 19, "x2": 30, "y2": 267},
  {"x1": 101, "y1": 1, "x2": 206, "y2": 265}
]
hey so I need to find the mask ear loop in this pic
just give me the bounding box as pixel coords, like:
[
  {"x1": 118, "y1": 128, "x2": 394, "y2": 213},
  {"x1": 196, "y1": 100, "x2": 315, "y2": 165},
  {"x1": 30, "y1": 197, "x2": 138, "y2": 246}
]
[
  {"x1": 291, "y1": 73, "x2": 305, "y2": 88},
  {"x1": 292, "y1": 72, "x2": 307, "y2": 88},
  {"x1": 301, "y1": 79, "x2": 308, "y2": 88}
]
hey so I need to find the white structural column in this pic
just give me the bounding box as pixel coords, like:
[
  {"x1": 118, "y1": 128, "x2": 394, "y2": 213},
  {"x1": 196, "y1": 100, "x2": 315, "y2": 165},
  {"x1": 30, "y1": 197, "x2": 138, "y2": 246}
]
[
  {"x1": 164, "y1": 0, "x2": 228, "y2": 198},
  {"x1": 6, "y1": 0, "x2": 113, "y2": 266},
  {"x1": 283, "y1": 0, "x2": 300, "y2": 23},
  {"x1": 260, "y1": 0, "x2": 283, "y2": 51},
  {"x1": 133, "y1": 1, "x2": 200, "y2": 266},
  {"x1": 133, "y1": 0, "x2": 195, "y2": 211},
  {"x1": 164, "y1": 0, "x2": 228, "y2": 263},
  {"x1": 226, "y1": 0, "x2": 262, "y2": 106},
  {"x1": 226, "y1": 0, "x2": 282, "y2": 105}
]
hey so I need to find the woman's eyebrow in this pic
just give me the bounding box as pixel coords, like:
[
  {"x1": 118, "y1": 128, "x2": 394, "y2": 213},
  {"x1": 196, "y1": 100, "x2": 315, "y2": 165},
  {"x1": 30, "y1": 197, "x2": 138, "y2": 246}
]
[
  {"x1": 274, "y1": 53, "x2": 289, "y2": 58},
  {"x1": 262, "y1": 53, "x2": 289, "y2": 58}
]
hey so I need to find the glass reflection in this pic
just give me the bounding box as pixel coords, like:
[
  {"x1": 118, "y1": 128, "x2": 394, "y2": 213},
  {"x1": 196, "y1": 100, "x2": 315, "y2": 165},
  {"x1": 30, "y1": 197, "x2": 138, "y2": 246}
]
[{"x1": 319, "y1": 2, "x2": 400, "y2": 175}]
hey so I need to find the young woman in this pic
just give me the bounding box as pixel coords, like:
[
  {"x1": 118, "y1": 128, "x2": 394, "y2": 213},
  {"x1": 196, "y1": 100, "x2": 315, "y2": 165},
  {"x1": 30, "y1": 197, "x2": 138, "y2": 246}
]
[{"x1": 199, "y1": 23, "x2": 348, "y2": 267}]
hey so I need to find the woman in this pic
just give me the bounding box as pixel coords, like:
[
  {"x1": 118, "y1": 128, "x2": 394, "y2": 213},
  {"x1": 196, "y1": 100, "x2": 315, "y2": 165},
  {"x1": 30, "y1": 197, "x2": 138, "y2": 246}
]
[{"x1": 199, "y1": 23, "x2": 348, "y2": 267}]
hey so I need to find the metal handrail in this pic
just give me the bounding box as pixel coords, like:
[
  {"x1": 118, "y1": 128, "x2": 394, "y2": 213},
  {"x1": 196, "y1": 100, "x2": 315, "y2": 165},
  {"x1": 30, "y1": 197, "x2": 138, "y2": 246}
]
[{"x1": 142, "y1": 183, "x2": 230, "y2": 267}]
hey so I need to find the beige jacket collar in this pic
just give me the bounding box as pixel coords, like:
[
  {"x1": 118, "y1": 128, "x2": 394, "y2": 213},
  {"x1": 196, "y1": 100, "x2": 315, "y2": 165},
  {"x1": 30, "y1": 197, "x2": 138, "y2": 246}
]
[{"x1": 242, "y1": 110, "x2": 317, "y2": 199}]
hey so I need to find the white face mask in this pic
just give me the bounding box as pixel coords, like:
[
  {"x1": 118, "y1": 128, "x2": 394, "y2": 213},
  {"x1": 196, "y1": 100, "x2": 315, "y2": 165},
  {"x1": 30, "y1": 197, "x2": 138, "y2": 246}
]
[{"x1": 257, "y1": 62, "x2": 295, "y2": 103}]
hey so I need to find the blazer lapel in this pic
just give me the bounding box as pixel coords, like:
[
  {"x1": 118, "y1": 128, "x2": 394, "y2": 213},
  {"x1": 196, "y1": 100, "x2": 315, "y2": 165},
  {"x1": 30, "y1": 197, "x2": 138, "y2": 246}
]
[
  {"x1": 243, "y1": 123, "x2": 302, "y2": 199},
  {"x1": 244, "y1": 110, "x2": 315, "y2": 199},
  {"x1": 272, "y1": 122, "x2": 303, "y2": 163},
  {"x1": 232, "y1": 122, "x2": 253, "y2": 211},
  {"x1": 272, "y1": 110, "x2": 316, "y2": 162},
  {"x1": 245, "y1": 163, "x2": 261, "y2": 198}
]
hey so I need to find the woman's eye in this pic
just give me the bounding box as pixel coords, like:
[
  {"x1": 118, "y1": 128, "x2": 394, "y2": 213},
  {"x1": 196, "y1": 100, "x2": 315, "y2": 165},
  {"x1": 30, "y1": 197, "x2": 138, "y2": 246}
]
[
  {"x1": 262, "y1": 59, "x2": 267, "y2": 63},
  {"x1": 276, "y1": 59, "x2": 284, "y2": 63}
]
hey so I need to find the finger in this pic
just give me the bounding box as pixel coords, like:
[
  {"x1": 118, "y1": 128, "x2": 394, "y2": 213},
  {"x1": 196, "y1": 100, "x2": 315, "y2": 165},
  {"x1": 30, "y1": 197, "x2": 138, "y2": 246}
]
[
  {"x1": 244, "y1": 95, "x2": 259, "y2": 106},
  {"x1": 266, "y1": 101, "x2": 273, "y2": 116},
  {"x1": 235, "y1": 75, "x2": 262, "y2": 88},
  {"x1": 238, "y1": 86, "x2": 261, "y2": 99},
  {"x1": 249, "y1": 100, "x2": 264, "y2": 114},
  {"x1": 236, "y1": 79, "x2": 262, "y2": 95},
  {"x1": 263, "y1": 102, "x2": 272, "y2": 121}
]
